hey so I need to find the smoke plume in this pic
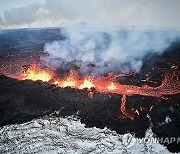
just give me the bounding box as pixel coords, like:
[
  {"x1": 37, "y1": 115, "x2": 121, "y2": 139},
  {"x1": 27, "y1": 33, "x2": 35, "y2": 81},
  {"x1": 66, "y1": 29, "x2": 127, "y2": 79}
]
[{"x1": 41, "y1": 23, "x2": 180, "y2": 75}]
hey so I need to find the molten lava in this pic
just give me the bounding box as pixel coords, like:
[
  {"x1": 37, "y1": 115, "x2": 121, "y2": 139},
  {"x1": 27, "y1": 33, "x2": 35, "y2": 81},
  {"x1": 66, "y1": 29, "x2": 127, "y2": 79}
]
[
  {"x1": 107, "y1": 82, "x2": 117, "y2": 90},
  {"x1": 7, "y1": 65, "x2": 180, "y2": 120},
  {"x1": 79, "y1": 78, "x2": 94, "y2": 89},
  {"x1": 21, "y1": 66, "x2": 54, "y2": 82}
]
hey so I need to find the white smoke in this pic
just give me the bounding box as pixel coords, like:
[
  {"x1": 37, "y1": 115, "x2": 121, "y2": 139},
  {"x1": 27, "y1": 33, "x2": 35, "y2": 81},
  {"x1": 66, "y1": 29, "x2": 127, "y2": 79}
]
[{"x1": 41, "y1": 23, "x2": 180, "y2": 75}]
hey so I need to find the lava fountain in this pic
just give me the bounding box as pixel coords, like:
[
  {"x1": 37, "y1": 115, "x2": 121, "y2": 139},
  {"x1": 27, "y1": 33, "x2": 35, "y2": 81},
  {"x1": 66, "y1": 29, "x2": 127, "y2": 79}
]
[{"x1": 21, "y1": 65, "x2": 54, "y2": 82}]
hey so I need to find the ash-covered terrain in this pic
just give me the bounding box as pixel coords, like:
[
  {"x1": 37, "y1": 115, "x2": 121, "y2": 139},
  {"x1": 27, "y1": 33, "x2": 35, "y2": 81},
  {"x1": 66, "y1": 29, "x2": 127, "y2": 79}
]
[{"x1": 0, "y1": 28, "x2": 180, "y2": 153}]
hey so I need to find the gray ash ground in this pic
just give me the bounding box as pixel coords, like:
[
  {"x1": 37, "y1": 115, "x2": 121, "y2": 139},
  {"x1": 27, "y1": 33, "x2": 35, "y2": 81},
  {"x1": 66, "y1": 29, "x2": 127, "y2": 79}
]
[{"x1": 0, "y1": 28, "x2": 179, "y2": 153}]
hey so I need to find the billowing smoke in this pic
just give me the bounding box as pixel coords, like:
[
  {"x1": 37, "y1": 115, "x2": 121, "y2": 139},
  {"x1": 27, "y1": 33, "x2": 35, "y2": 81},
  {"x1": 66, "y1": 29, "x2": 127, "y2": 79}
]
[{"x1": 41, "y1": 23, "x2": 180, "y2": 75}]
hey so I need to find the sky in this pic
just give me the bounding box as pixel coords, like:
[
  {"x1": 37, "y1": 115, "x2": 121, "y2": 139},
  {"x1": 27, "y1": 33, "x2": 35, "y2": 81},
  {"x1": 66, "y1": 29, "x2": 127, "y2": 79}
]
[
  {"x1": 0, "y1": 0, "x2": 45, "y2": 14},
  {"x1": 0, "y1": 0, "x2": 180, "y2": 29}
]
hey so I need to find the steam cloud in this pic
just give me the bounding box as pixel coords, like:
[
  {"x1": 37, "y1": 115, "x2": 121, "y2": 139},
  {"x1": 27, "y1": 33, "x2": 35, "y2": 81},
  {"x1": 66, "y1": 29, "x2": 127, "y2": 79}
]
[{"x1": 41, "y1": 23, "x2": 180, "y2": 75}]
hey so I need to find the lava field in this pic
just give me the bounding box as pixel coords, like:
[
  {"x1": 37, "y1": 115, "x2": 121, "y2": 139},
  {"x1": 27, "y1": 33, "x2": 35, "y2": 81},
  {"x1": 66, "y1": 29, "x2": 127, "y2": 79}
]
[{"x1": 0, "y1": 29, "x2": 180, "y2": 152}]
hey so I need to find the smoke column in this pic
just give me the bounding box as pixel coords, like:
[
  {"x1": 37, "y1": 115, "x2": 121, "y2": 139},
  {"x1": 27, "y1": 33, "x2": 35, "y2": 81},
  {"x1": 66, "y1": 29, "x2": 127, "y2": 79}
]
[{"x1": 41, "y1": 23, "x2": 180, "y2": 75}]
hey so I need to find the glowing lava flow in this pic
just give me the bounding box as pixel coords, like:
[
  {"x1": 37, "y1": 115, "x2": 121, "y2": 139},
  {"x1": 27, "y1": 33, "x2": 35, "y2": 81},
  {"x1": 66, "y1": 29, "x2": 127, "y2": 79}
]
[
  {"x1": 107, "y1": 82, "x2": 117, "y2": 90},
  {"x1": 79, "y1": 78, "x2": 94, "y2": 89},
  {"x1": 14, "y1": 66, "x2": 180, "y2": 120},
  {"x1": 120, "y1": 95, "x2": 134, "y2": 120}
]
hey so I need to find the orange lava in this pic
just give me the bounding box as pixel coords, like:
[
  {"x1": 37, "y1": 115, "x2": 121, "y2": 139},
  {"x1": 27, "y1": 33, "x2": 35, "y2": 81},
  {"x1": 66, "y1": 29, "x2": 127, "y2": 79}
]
[
  {"x1": 107, "y1": 82, "x2": 117, "y2": 90},
  {"x1": 10, "y1": 65, "x2": 180, "y2": 120},
  {"x1": 79, "y1": 78, "x2": 94, "y2": 89},
  {"x1": 20, "y1": 65, "x2": 54, "y2": 82}
]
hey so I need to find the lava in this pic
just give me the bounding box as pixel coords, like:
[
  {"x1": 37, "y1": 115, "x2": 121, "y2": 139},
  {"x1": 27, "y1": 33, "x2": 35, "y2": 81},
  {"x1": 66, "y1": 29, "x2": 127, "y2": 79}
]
[
  {"x1": 5, "y1": 65, "x2": 180, "y2": 120},
  {"x1": 107, "y1": 82, "x2": 117, "y2": 90},
  {"x1": 79, "y1": 78, "x2": 94, "y2": 89},
  {"x1": 19, "y1": 65, "x2": 55, "y2": 82},
  {"x1": 120, "y1": 95, "x2": 134, "y2": 120},
  {"x1": 22, "y1": 68, "x2": 52, "y2": 82}
]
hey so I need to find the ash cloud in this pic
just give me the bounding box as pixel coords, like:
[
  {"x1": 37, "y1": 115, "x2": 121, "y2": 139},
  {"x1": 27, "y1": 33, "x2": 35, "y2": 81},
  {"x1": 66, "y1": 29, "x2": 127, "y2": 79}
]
[{"x1": 41, "y1": 23, "x2": 180, "y2": 75}]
